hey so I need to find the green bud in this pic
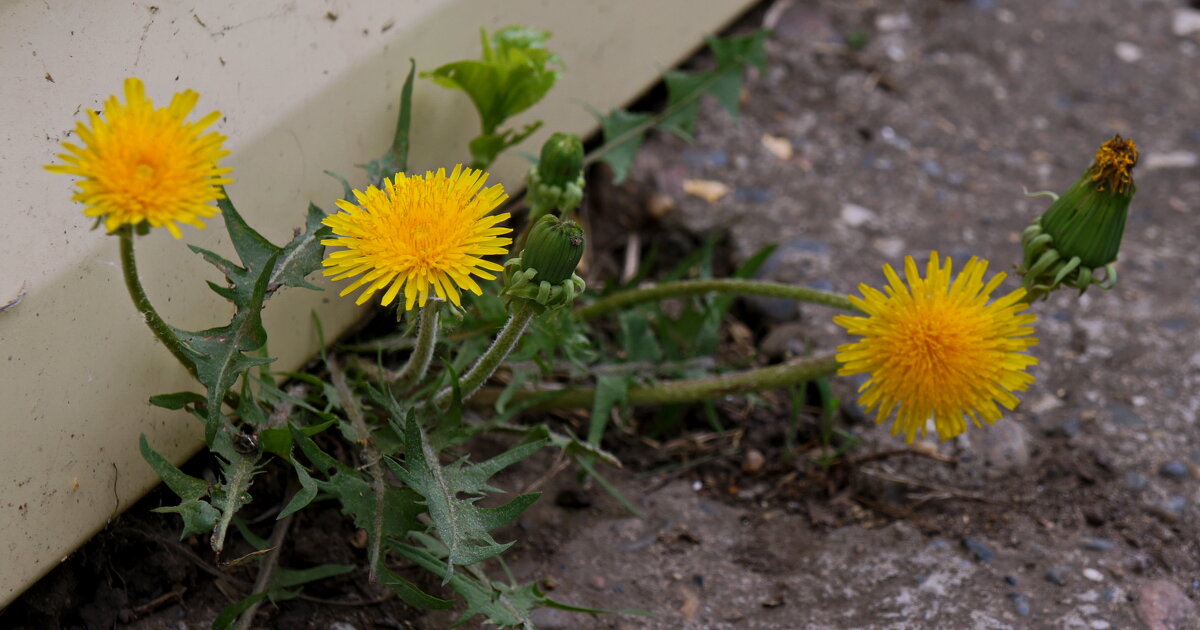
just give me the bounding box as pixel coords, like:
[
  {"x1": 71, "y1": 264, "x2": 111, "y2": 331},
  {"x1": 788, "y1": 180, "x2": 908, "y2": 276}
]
[
  {"x1": 537, "y1": 133, "x2": 584, "y2": 188},
  {"x1": 521, "y1": 214, "x2": 585, "y2": 284},
  {"x1": 1019, "y1": 135, "x2": 1138, "y2": 299},
  {"x1": 1040, "y1": 135, "x2": 1137, "y2": 268}
]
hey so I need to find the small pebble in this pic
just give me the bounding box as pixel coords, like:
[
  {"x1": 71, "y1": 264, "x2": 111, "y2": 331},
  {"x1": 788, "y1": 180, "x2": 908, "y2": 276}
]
[
  {"x1": 1080, "y1": 538, "x2": 1115, "y2": 552},
  {"x1": 962, "y1": 537, "x2": 996, "y2": 563},
  {"x1": 1090, "y1": 620, "x2": 1110, "y2": 630},
  {"x1": 1004, "y1": 575, "x2": 1018, "y2": 586},
  {"x1": 742, "y1": 449, "x2": 766, "y2": 474},
  {"x1": 1007, "y1": 592, "x2": 1031, "y2": 616},
  {"x1": 1083, "y1": 568, "x2": 1105, "y2": 582},
  {"x1": 1159, "y1": 461, "x2": 1189, "y2": 479},
  {"x1": 1101, "y1": 587, "x2": 1116, "y2": 602},
  {"x1": 1124, "y1": 471, "x2": 1149, "y2": 491},
  {"x1": 1046, "y1": 569, "x2": 1066, "y2": 585}
]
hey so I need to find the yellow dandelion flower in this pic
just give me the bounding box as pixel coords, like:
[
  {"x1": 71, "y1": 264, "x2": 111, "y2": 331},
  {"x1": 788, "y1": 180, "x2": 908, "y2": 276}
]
[
  {"x1": 321, "y1": 166, "x2": 512, "y2": 310},
  {"x1": 46, "y1": 77, "x2": 233, "y2": 238},
  {"x1": 833, "y1": 252, "x2": 1038, "y2": 442}
]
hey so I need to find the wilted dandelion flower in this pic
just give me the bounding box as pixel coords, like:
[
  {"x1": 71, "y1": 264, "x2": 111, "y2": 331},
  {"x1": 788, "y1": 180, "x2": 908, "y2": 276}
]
[
  {"x1": 834, "y1": 252, "x2": 1038, "y2": 442},
  {"x1": 321, "y1": 166, "x2": 511, "y2": 310},
  {"x1": 46, "y1": 78, "x2": 232, "y2": 238}
]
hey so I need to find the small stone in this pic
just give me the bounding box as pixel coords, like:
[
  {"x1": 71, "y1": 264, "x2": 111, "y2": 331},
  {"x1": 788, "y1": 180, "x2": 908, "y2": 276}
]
[
  {"x1": 683, "y1": 179, "x2": 730, "y2": 203},
  {"x1": 733, "y1": 187, "x2": 774, "y2": 203},
  {"x1": 1006, "y1": 592, "x2": 1031, "y2": 616},
  {"x1": 1158, "y1": 460, "x2": 1189, "y2": 479},
  {"x1": 1046, "y1": 569, "x2": 1067, "y2": 585},
  {"x1": 328, "y1": 623, "x2": 359, "y2": 630},
  {"x1": 1124, "y1": 471, "x2": 1149, "y2": 491},
  {"x1": 1173, "y1": 8, "x2": 1200, "y2": 36},
  {"x1": 872, "y1": 236, "x2": 905, "y2": 258},
  {"x1": 742, "y1": 449, "x2": 767, "y2": 474},
  {"x1": 840, "y1": 203, "x2": 877, "y2": 227},
  {"x1": 589, "y1": 575, "x2": 607, "y2": 589},
  {"x1": 1089, "y1": 621, "x2": 1110, "y2": 630},
  {"x1": 1135, "y1": 579, "x2": 1198, "y2": 630},
  {"x1": 972, "y1": 420, "x2": 1031, "y2": 476},
  {"x1": 1109, "y1": 403, "x2": 1144, "y2": 427},
  {"x1": 1079, "y1": 538, "x2": 1115, "y2": 552},
  {"x1": 761, "y1": 134, "x2": 794, "y2": 160},
  {"x1": 962, "y1": 537, "x2": 996, "y2": 563},
  {"x1": 1161, "y1": 495, "x2": 1187, "y2": 515},
  {"x1": 1083, "y1": 568, "x2": 1105, "y2": 582},
  {"x1": 1144, "y1": 151, "x2": 1200, "y2": 170},
  {"x1": 1004, "y1": 575, "x2": 1018, "y2": 585},
  {"x1": 875, "y1": 12, "x2": 912, "y2": 31},
  {"x1": 1114, "y1": 42, "x2": 1143, "y2": 63}
]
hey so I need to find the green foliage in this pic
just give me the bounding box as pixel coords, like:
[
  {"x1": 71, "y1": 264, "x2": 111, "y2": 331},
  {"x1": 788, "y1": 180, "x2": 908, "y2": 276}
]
[
  {"x1": 386, "y1": 414, "x2": 545, "y2": 576},
  {"x1": 425, "y1": 26, "x2": 562, "y2": 168},
  {"x1": 591, "y1": 30, "x2": 768, "y2": 182},
  {"x1": 139, "y1": 435, "x2": 219, "y2": 538}
]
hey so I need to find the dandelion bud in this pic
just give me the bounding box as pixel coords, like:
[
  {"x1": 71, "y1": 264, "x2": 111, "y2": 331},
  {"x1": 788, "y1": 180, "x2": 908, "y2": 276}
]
[
  {"x1": 1019, "y1": 135, "x2": 1138, "y2": 298},
  {"x1": 537, "y1": 133, "x2": 584, "y2": 189},
  {"x1": 521, "y1": 214, "x2": 585, "y2": 285}
]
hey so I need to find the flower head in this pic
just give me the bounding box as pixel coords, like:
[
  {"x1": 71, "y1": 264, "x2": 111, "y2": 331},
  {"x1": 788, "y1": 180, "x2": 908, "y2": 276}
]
[
  {"x1": 834, "y1": 252, "x2": 1038, "y2": 442},
  {"x1": 46, "y1": 78, "x2": 232, "y2": 238},
  {"x1": 321, "y1": 166, "x2": 511, "y2": 310},
  {"x1": 1019, "y1": 136, "x2": 1138, "y2": 298}
]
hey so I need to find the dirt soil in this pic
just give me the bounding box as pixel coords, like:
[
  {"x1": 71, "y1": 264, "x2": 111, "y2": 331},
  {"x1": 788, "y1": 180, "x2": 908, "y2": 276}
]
[{"x1": 5, "y1": 0, "x2": 1200, "y2": 628}]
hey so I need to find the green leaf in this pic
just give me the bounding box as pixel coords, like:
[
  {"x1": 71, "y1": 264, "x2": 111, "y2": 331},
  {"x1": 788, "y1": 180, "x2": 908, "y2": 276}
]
[
  {"x1": 140, "y1": 435, "x2": 219, "y2": 538},
  {"x1": 212, "y1": 592, "x2": 268, "y2": 630},
  {"x1": 273, "y1": 564, "x2": 355, "y2": 589},
  {"x1": 593, "y1": 108, "x2": 653, "y2": 184},
  {"x1": 289, "y1": 425, "x2": 424, "y2": 539},
  {"x1": 616, "y1": 312, "x2": 662, "y2": 364},
  {"x1": 391, "y1": 542, "x2": 534, "y2": 628},
  {"x1": 148, "y1": 391, "x2": 206, "y2": 411},
  {"x1": 588, "y1": 374, "x2": 630, "y2": 445},
  {"x1": 385, "y1": 416, "x2": 545, "y2": 576},
  {"x1": 278, "y1": 457, "x2": 319, "y2": 519},
  {"x1": 659, "y1": 70, "x2": 712, "y2": 141},
  {"x1": 378, "y1": 567, "x2": 454, "y2": 610},
  {"x1": 362, "y1": 59, "x2": 417, "y2": 184},
  {"x1": 705, "y1": 30, "x2": 768, "y2": 121},
  {"x1": 424, "y1": 27, "x2": 561, "y2": 135}
]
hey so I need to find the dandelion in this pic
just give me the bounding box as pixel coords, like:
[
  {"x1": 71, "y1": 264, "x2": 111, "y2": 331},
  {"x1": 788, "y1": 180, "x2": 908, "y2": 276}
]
[
  {"x1": 834, "y1": 252, "x2": 1038, "y2": 442},
  {"x1": 46, "y1": 77, "x2": 232, "y2": 238},
  {"x1": 321, "y1": 166, "x2": 511, "y2": 310}
]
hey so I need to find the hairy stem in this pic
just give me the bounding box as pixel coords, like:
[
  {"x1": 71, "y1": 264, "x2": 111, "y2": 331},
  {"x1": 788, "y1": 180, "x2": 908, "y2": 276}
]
[
  {"x1": 435, "y1": 304, "x2": 535, "y2": 408},
  {"x1": 326, "y1": 354, "x2": 386, "y2": 583},
  {"x1": 234, "y1": 481, "x2": 297, "y2": 630},
  {"x1": 575, "y1": 278, "x2": 860, "y2": 320},
  {"x1": 390, "y1": 306, "x2": 439, "y2": 390},
  {"x1": 470, "y1": 353, "x2": 842, "y2": 410},
  {"x1": 118, "y1": 227, "x2": 198, "y2": 379}
]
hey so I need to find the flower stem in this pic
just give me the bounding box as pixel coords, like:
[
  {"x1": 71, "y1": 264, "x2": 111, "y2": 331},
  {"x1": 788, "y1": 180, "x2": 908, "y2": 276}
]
[
  {"x1": 469, "y1": 353, "x2": 842, "y2": 410},
  {"x1": 575, "y1": 278, "x2": 861, "y2": 320},
  {"x1": 118, "y1": 227, "x2": 198, "y2": 379},
  {"x1": 435, "y1": 304, "x2": 535, "y2": 408},
  {"x1": 390, "y1": 305, "x2": 439, "y2": 389}
]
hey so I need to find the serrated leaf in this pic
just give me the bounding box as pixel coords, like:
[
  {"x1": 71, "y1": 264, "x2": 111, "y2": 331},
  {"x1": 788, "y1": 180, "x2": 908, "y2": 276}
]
[
  {"x1": 705, "y1": 30, "x2": 768, "y2": 121},
  {"x1": 391, "y1": 542, "x2": 534, "y2": 628},
  {"x1": 289, "y1": 425, "x2": 424, "y2": 538},
  {"x1": 273, "y1": 564, "x2": 355, "y2": 589},
  {"x1": 660, "y1": 70, "x2": 711, "y2": 141},
  {"x1": 140, "y1": 435, "x2": 219, "y2": 538},
  {"x1": 385, "y1": 416, "x2": 545, "y2": 577},
  {"x1": 378, "y1": 567, "x2": 454, "y2": 610},
  {"x1": 594, "y1": 108, "x2": 653, "y2": 183},
  {"x1": 278, "y1": 457, "x2": 318, "y2": 519}
]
